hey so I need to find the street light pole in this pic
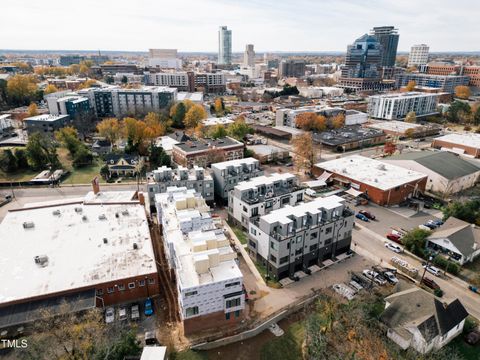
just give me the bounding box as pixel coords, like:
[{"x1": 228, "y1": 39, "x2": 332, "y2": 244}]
[{"x1": 421, "y1": 256, "x2": 433, "y2": 283}]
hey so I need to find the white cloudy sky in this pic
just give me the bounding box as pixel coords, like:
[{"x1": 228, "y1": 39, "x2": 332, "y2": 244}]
[{"x1": 1, "y1": 0, "x2": 477, "y2": 52}]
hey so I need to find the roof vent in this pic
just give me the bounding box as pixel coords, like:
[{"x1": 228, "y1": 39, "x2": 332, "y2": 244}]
[
  {"x1": 122, "y1": 209, "x2": 129, "y2": 216},
  {"x1": 23, "y1": 221, "x2": 35, "y2": 229},
  {"x1": 34, "y1": 255, "x2": 49, "y2": 267},
  {"x1": 82, "y1": 215, "x2": 88, "y2": 221},
  {"x1": 103, "y1": 238, "x2": 108, "y2": 244},
  {"x1": 115, "y1": 213, "x2": 119, "y2": 218},
  {"x1": 133, "y1": 243, "x2": 138, "y2": 250},
  {"x1": 75, "y1": 207, "x2": 83, "y2": 213},
  {"x1": 98, "y1": 214, "x2": 107, "y2": 220},
  {"x1": 52, "y1": 210, "x2": 61, "y2": 216}
]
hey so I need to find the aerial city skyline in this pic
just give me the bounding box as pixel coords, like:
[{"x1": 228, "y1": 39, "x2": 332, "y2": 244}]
[{"x1": 0, "y1": 1, "x2": 479, "y2": 359}]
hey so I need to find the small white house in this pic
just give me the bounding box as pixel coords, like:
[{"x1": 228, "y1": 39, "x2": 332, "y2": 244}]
[{"x1": 381, "y1": 288, "x2": 468, "y2": 354}]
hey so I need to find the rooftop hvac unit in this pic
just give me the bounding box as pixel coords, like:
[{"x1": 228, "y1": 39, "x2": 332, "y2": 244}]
[
  {"x1": 52, "y1": 210, "x2": 61, "y2": 216},
  {"x1": 122, "y1": 209, "x2": 129, "y2": 216},
  {"x1": 98, "y1": 214, "x2": 107, "y2": 220},
  {"x1": 75, "y1": 207, "x2": 83, "y2": 213},
  {"x1": 103, "y1": 238, "x2": 108, "y2": 244},
  {"x1": 34, "y1": 255, "x2": 49, "y2": 267},
  {"x1": 133, "y1": 243, "x2": 138, "y2": 250},
  {"x1": 23, "y1": 221, "x2": 35, "y2": 229},
  {"x1": 82, "y1": 215, "x2": 88, "y2": 221}
]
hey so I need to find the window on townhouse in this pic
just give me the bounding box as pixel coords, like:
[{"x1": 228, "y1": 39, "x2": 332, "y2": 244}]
[
  {"x1": 296, "y1": 236, "x2": 302, "y2": 243},
  {"x1": 107, "y1": 287, "x2": 114, "y2": 294},
  {"x1": 226, "y1": 297, "x2": 241, "y2": 308},
  {"x1": 310, "y1": 244, "x2": 318, "y2": 252},
  {"x1": 139, "y1": 279, "x2": 146, "y2": 287},
  {"x1": 295, "y1": 249, "x2": 302, "y2": 256},
  {"x1": 96, "y1": 289, "x2": 104, "y2": 296},
  {"x1": 279, "y1": 256, "x2": 289, "y2": 264},
  {"x1": 225, "y1": 281, "x2": 240, "y2": 288},
  {"x1": 249, "y1": 240, "x2": 256, "y2": 248},
  {"x1": 185, "y1": 291, "x2": 198, "y2": 297},
  {"x1": 251, "y1": 207, "x2": 258, "y2": 216},
  {"x1": 310, "y1": 232, "x2": 318, "y2": 239},
  {"x1": 243, "y1": 206, "x2": 248, "y2": 213},
  {"x1": 186, "y1": 306, "x2": 199, "y2": 317},
  {"x1": 325, "y1": 238, "x2": 332, "y2": 245},
  {"x1": 148, "y1": 278, "x2": 155, "y2": 285},
  {"x1": 128, "y1": 282, "x2": 135, "y2": 289},
  {"x1": 270, "y1": 254, "x2": 277, "y2": 262},
  {"x1": 118, "y1": 284, "x2": 125, "y2": 291},
  {"x1": 325, "y1": 227, "x2": 333, "y2": 234},
  {"x1": 270, "y1": 241, "x2": 278, "y2": 250},
  {"x1": 265, "y1": 201, "x2": 272, "y2": 209},
  {"x1": 297, "y1": 193, "x2": 303, "y2": 202}
]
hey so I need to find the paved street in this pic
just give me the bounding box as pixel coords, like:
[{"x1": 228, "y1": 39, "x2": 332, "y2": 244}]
[{"x1": 353, "y1": 225, "x2": 480, "y2": 320}]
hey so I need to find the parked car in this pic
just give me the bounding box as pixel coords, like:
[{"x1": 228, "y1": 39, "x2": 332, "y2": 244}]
[
  {"x1": 349, "y1": 280, "x2": 364, "y2": 292},
  {"x1": 422, "y1": 277, "x2": 440, "y2": 290},
  {"x1": 423, "y1": 264, "x2": 441, "y2": 277},
  {"x1": 422, "y1": 222, "x2": 438, "y2": 230},
  {"x1": 118, "y1": 306, "x2": 127, "y2": 321},
  {"x1": 431, "y1": 219, "x2": 444, "y2": 226},
  {"x1": 131, "y1": 304, "x2": 140, "y2": 321},
  {"x1": 105, "y1": 307, "x2": 115, "y2": 324},
  {"x1": 386, "y1": 233, "x2": 402, "y2": 244},
  {"x1": 145, "y1": 331, "x2": 159, "y2": 345},
  {"x1": 332, "y1": 283, "x2": 356, "y2": 300},
  {"x1": 144, "y1": 298, "x2": 154, "y2": 316},
  {"x1": 362, "y1": 270, "x2": 387, "y2": 286},
  {"x1": 305, "y1": 189, "x2": 317, "y2": 197},
  {"x1": 355, "y1": 213, "x2": 369, "y2": 222},
  {"x1": 359, "y1": 210, "x2": 376, "y2": 220},
  {"x1": 385, "y1": 242, "x2": 403, "y2": 253},
  {"x1": 351, "y1": 273, "x2": 370, "y2": 288},
  {"x1": 383, "y1": 271, "x2": 398, "y2": 284},
  {"x1": 268, "y1": 323, "x2": 285, "y2": 337}
]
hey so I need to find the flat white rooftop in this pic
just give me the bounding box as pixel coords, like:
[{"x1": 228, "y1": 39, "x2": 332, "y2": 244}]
[
  {"x1": 235, "y1": 172, "x2": 295, "y2": 191},
  {"x1": 177, "y1": 92, "x2": 204, "y2": 102},
  {"x1": 84, "y1": 190, "x2": 137, "y2": 203},
  {"x1": 202, "y1": 117, "x2": 234, "y2": 126},
  {"x1": 24, "y1": 114, "x2": 69, "y2": 122},
  {"x1": 211, "y1": 157, "x2": 259, "y2": 170},
  {"x1": 0, "y1": 195, "x2": 155, "y2": 305},
  {"x1": 262, "y1": 195, "x2": 345, "y2": 225},
  {"x1": 434, "y1": 133, "x2": 480, "y2": 149},
  {"x1": 368, "y1": 91, "x2": 438, "y2": 100},
  {"x1": 316, "y1": 155, "x2": 427, "y2": 191},
  {"x1": 367, "y1": 120, "x2": 422, "y2": 132}
]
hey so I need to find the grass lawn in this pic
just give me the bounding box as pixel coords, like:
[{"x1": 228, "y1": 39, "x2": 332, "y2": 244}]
[
  {"x1": 447, "y1": 336, "x2": 480, "y2": 360},
  {"x1": 254, "y1": 261, "x2": 282, "y2": 289},
  {"x1": 0, "y1": 169, "x2": 38, "y2": 182},
  {"x1": 231, "y1": 225, "x2": 248, "y2": 245},
  {"x1": 57, "y1": 148, "x2": 105, "y2": 184},
  {"x1": 260, "y1": 321, "x2": 305, "y2": 360}
]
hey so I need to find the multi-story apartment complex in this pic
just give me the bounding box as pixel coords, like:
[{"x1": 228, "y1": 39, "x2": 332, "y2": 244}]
[
  {"x1": 155, "y1": 187, "x2": 244, "y2": 334},
  {"x1": 195, "y1": 73, "x2": 227, "y2": 94},
  {"x1": 147, "y1": 165, "x2": 214, "y2": 204},
  {"x1": 211, "y1": 158, "x2": 263, "y2": 202},
  {"x1": 278, "y1": 60, "x2": 306, "y2": 78},
  {"x1": 148, "y1": 48, "x2": 182, "y2": 69},
  {"x1": 367, "y1": 92, "x2": 440, "y2": 120},
  {"x1": 370, "y1": 26, "x2": 399, "y2": 68},
  {"x1": 99, "y1": 64, "x2": 140, "y2": 75},
  {"x1": 172, "y1": 136, "x2": 244, "y2": 168},
  {"x1": 218, "y1": 26, "x2": 232, "y2": 65},
  {"x1": 147, "y1": 72, "x2": 195, "y2": 92},
  {"x1": 422, "y1": 63, "x2": 480, "y2": 87},
  {"x1": 247, "y1": 195, "x2": 355, "y2": 280},
  {"x1": 243, "y1": 44, "x2": 255, "y2": 67},
  {"x1": 408, "y1": 44, "x2": 429, "y2": 68},
  {"x1": 394, "y1": 73, "x2": 469, "y2": 94},
  {"x1": 59, "y1": 55, "x2": 85, "y2": 66},
  {"x1": 228, "y1": 173, "x2": 305, "y2": 229},
  {"x1": 78, "y1": 86, "x2": 177, "y2": 117}
]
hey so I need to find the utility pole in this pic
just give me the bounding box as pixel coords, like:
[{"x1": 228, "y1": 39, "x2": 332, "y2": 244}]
[{"x1": 421, "y1": 256, "x2": 433, "y2": 283}]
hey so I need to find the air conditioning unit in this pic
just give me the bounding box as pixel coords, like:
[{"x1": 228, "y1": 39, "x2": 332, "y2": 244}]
[
  {"x1": 34, "y1": 255, "x2": 49, "y2": 267},
  {"x1": 52, "y1": 210, "x2": 61, "y2": 216},
  {"x1": 23, "y1": 221, "x2": 35, "y2": 229},
  {"x1": 98, "y1": 214, "x2": 107, "y2": 220},
  {"x1": 75, "y1": 207, "x2": 83, "y2": 213}
]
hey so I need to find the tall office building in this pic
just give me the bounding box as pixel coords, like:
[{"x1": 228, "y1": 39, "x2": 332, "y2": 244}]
[
  {"x1": 243, "y1": 44, "x2": 255, "y2": 67},
  {"x1": 218, "y1": 26, "x2": 232, "y2": 65},
  {"x1": 341, "y1": 34, "x2": 382, "y2": 79},
  {"x1": 278, "y1": 59, "x2": 306, "y2": 78},
  {"x1": 370, "y1": 26, "x2": 399, "y2": 68},
  {"x1": 148, "y1": 49, "x2": 182, "y2": 69},
  {"x1": 408, "y1": 44, "x2": 429, "y2": 68}
]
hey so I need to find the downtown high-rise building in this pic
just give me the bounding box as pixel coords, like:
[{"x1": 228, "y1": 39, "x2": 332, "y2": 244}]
[
  {"x1": 243, "y1": 44, "x2": 255, "y2": 67},
  {"x1": 341, "y1": 34, "x2": 382, "y2": 79},
  {"x1": 408, "y1": 44, "x2": 429, "y2": 68},
  {"x1": 370, "y1": 26, "x2": 399, "y2": 68},
  {"x1": 218, "y1": 26, "x2": 232, "y2": 65}
]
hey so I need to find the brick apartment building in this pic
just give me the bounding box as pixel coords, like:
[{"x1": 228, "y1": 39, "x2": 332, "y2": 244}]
[{"x1": 425, "y1": 63, "x2": 480, "y2": 87}]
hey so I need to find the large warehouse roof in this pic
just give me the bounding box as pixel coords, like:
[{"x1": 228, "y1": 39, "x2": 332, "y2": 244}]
[
  {"x1": 315, "y1": 155, "x2": 427, "y2": 191},
  {"x1": 0, "y1": 192, "x2": 156, "y2": 305}
]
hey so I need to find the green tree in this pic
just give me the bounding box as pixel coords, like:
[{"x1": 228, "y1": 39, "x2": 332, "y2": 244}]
[
  {"x1": 171, "y1": 101, "x2": 186, "y2": 128},
  {"x1": 446, "y1": 101, "x2": 471, "y2": 123},
  {"x1": 121, "y1": 75, "x2": 128, "y2": 84},
  {"x1": 405, "y1": 111, "x2": 416, "y2": 123},
  {"x1": 0, "y1": 149, "x2": 18, "y2": 172},
  {"x1": 149, "y1": 143, "x2": 171, "y2": 169},
  {"x1": 100, "y1": 164, "x2": 110, "y2": 179},
  {"x1": 209, "y1": 124, "x2": 227, "y2": 139},
  {"x1": 7, "y1": 74, "x2": 38, "y2": 106},
  {"x1": 443, "y1": 199, "x2": 480, "y2": 225},
  {"x1": 184, "y1": 104, "x2": 207, "y2": 129},
  {"x1": 14, "y1": 148, "x2": 29, "y2": 169},
  {"x1": 401, "y1": 228, "x2": 431, "y2": 257},
  {"x1": 472, "y1": 103, "x2": 480, "y2": 125},
  {"x1": 227, "y1": 116, "x2": 253, "y2": 140},
  {"x1": 72, "y1": 145, "x2": 93, "y2": 168},
  {"x1": 55, "y1": 127, "x2": 81, "y2": 156},
  {"x1": 25, "y1": 132, "x2": 60, "y2": 170}
]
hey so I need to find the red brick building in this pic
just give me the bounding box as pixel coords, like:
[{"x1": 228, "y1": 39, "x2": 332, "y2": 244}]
[
  {"x1": 313, "y1": 155, "x2": 427, "y2": 206},
  {"x1": 432, "y1": 133, "x2": 480, "y2": 158},
  {"x1": 172, "y1": 136, "x2": 244, "y2": 168}
]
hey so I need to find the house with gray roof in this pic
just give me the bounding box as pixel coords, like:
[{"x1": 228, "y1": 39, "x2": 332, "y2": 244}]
[
  {"x1": 426, "y1": 217, "x2": 480, "y2": 265},
  {"x1": 381, "y1": 287, "x2": 468, "y2": 354},
  {"x1": 383, "y1": 151, "x2": 480, "y2": 196}
]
